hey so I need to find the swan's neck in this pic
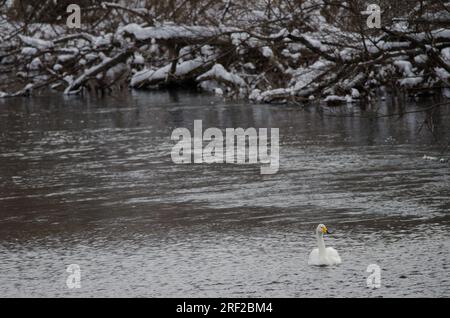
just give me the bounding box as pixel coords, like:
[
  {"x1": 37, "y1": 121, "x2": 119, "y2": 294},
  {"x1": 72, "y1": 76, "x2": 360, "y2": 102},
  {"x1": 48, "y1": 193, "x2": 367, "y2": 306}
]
[{"x1": 316, "y1": 233, "x2": 326, "y2": 255}]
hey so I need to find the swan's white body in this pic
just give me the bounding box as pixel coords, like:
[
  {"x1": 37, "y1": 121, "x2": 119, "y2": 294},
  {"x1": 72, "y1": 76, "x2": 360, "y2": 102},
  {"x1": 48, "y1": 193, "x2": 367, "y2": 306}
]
[{"x1": 308, "y1": 224, "x2": 341, "y2": 266}]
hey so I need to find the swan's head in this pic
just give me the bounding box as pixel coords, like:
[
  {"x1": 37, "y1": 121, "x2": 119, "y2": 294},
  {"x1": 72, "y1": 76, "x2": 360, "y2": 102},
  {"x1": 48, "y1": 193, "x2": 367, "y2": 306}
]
[{"x1": 316, "y1": 224, "x2": 331, "y2": 235}]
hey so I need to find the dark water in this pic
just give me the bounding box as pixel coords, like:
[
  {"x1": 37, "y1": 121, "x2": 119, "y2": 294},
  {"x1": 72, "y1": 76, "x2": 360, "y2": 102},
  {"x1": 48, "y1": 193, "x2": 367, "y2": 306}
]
[{"x1": 0, "y1": 91, "x2": 449, "y2": 297}]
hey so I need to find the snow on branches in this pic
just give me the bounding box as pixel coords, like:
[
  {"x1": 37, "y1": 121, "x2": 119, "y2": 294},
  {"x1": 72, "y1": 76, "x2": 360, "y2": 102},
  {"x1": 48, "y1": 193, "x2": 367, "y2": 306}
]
[{"x1": 0, "y1": 0, "x2": 449, "y2": 103}]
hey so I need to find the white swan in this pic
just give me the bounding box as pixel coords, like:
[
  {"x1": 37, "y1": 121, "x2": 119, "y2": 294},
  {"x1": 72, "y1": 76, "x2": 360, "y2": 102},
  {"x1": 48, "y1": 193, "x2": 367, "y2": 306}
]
[{"x1": 308, "y1": 224, "x2": 341, "y2": 266}]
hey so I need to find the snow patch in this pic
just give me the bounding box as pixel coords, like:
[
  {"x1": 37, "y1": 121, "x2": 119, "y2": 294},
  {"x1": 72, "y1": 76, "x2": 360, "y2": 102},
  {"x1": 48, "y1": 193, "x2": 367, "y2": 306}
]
[{"x1": 197, "y1": 64, "x2": 246, "y2": 87}]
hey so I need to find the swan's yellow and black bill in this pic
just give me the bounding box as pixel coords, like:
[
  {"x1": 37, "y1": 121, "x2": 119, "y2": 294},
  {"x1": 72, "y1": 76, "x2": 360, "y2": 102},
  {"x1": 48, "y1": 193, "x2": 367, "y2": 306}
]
[{"x1": 322, "y1": 226, "x2": 331, "y2": 234}]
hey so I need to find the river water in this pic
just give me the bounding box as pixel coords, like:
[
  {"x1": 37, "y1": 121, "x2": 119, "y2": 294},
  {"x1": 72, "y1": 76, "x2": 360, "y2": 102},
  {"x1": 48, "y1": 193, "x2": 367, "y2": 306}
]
[{"x1": 0, "y1": 91, "x2": 449, "y2": 297}]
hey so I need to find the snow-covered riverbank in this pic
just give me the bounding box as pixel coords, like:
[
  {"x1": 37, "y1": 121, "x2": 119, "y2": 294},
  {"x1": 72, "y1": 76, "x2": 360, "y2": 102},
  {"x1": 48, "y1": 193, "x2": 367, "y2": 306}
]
[{"x1": 1, "y1": 1, "x2": 450, "y2": 105}]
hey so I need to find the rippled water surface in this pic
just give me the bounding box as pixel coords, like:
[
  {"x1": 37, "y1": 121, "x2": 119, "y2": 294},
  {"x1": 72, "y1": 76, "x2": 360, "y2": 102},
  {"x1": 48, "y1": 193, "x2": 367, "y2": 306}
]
[{"x1": 0, "y1": 91, "x2": 449, "y2": 297}]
